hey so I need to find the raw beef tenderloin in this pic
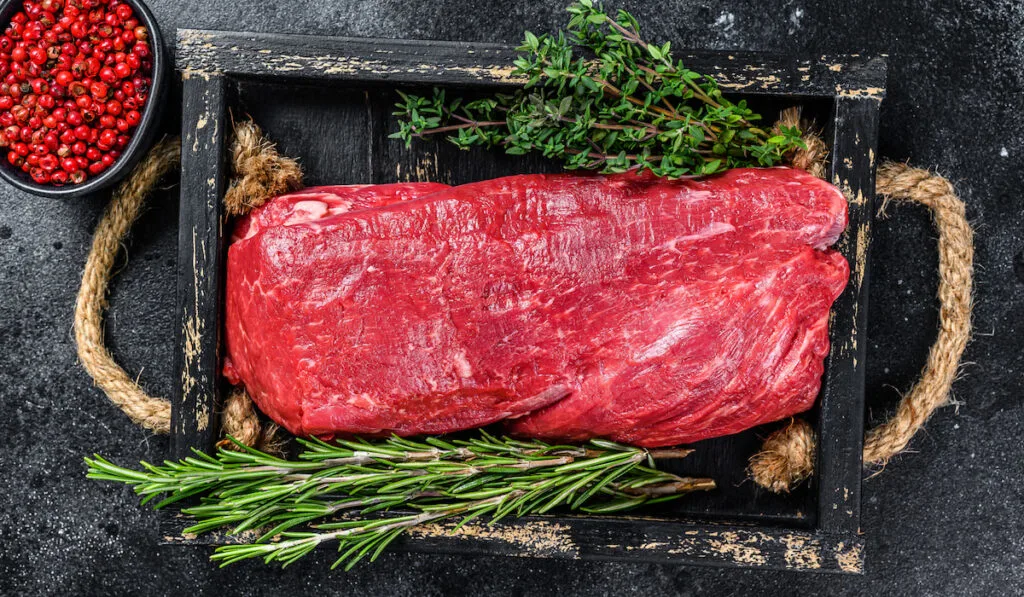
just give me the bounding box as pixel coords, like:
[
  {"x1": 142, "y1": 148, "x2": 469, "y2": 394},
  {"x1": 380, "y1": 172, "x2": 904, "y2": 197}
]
[{"x1": 223, "y1": 168, "x2": 849, "y2": 446}]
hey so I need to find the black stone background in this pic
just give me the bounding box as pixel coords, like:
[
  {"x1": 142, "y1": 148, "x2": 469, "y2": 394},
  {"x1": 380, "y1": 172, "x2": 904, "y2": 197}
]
[{"x1": 1, "y1": 0, "x2": 1022, "y2": 595}]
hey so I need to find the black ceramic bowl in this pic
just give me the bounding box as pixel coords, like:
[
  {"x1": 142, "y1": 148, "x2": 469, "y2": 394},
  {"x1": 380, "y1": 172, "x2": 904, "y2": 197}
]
[{"x1": 0, "y1": 0, "x2": 166, "y2": 198}]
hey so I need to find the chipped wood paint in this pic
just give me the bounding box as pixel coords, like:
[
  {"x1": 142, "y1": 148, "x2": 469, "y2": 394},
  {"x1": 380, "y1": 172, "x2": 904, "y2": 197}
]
[
  {"x1": 178, "y1": 29, "x2": 216, "y2": 45},
  {"x1": 394, "y1": 152, "x2": 446, "y2": 183},
  {"x1": 835, "y1": 541, "x2": 865, "y2": 573},
  {"x1": 855, "y1": 222, "x2": 869, "y2": 291},
  {"x1": 158, "y1": 511, "x2": 865, "y2": 571},
  {"x1": 611, "y1": 529, "x2": 846, "y2": 570},
  {"x1": 835, "y1": 84, "x2": 886, "y2": 100},
  {"x1": 625, "y1": 541, "x2": 670, "y2": 551},
  {"x1": 409, "y1": 520, "x2": 579, "y2": 557},
  {"x1": 605, "y1": 529, "x2": 764, "y2": 566},
  {"x1": 718, "y1": 74, "x2": 781, "y2": 91},
  {"x1": 177, "y1": 33, "x2": 222, "y2": 78},
  {"x1": 827, "y1": 180, "x2": 860, "y2": 360},
  {"x1": 180, "y1": 225, "x2": 202, "y2": 404},
  {"x1": 421, "y1": 63, "x2": 521, "y2": 83},
  {"x1": 780, "y1": 533, "x2": 823, "y2": 569},
  {"x1": 179, "y1": 76, "x2": 225, "y2": 436},
  {"x1": 181, "y1": 68, "x2": 216, "y2": 80},
  {"x1": 827, "y1": 174, "x2": 871, "y2": 361},
  {"x1": 177, "y1": 30, "x2": 219, "y2": 55},
  {"x1": 196, "y1": 400, "x2": 209, "y2": 431},
  {"x1": 853, "y1": 219, "x2": 870, "y2": 356},
  {"x1": 703, "y1": 531, "x2": 768, "y2": 566},
  {"x1": 831, "y1": 174, "x2": 871, "y2": 299},
  {"x1": 833, "y1": 174, "x2": 866, "y2": 206},
  {"x1": 188, "y1": 41, "x2": 525, "y2": 84},
  {"x1": 176, "y1": 31, "x2": 884, "y2": 100},
  {"x1": 192, "y1": 226, "x2": 210, "y2": 432}
]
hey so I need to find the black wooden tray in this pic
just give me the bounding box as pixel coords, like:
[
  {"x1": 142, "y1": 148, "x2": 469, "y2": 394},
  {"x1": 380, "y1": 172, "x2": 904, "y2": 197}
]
[{"x1": 168, "y1": 29, "x2": 884, "y2": 573}]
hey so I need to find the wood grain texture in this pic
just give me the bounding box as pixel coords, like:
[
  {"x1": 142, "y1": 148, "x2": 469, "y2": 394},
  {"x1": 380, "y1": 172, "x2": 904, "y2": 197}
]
[
  {"x1": 172, "y1": 73, "x2": 229, "y2": 460},
  {"x1": 176, "y1": 29, "x2": 885, "y2": 100},
  {"x1": 160, "y1": 513, "x2": 864, "y2": 573},
  {"x1": 816, "y1": 98, "x2": 879, "y2": 534},
  {"x1": 172, "y1": 28, "x2": 885, "y2": 572}
]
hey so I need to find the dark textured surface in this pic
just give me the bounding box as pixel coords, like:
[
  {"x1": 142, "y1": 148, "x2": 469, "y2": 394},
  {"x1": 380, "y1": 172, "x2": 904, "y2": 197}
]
[{"x1": 0, "y1": 0, "x2": 1021, "y2": 595}]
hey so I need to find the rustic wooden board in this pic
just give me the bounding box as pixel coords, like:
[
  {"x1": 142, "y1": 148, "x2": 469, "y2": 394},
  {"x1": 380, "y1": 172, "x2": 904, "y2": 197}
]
[
  {"x1": 172, "y1": 72, "x2": 230, "y2": 460},
  {"x1": 176, "y1": 30, "x2": 884, "y2": 100},
  {"x1": 161, "y1": 512, "x2": 863, "y2": 573},
  {"x1": 172, "y1": 29, "x2": 884, "y2": 573}
]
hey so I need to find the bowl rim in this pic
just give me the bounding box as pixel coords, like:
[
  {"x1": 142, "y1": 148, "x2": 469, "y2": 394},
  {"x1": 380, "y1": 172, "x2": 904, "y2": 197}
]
[{"x1": 0, "y1": 0, "x2": 168, "y2": 199}]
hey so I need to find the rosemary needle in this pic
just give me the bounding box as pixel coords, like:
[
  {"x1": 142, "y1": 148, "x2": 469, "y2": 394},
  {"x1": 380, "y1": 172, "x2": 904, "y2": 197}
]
[{"x1": 87, "y1": 432, "x2": 714, "y2": 570}]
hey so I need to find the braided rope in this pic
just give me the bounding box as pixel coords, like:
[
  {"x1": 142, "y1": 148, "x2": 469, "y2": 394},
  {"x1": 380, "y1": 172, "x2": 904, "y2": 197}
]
[
  {"x1": 74, "y1": 138, "x2": 180, "y2": 433},
  {"x1": 218, "y1": 121, "x2": 301, "y2": 449},
  {"x1": 74, "y1": 122, "x2": 301, "y2": 450},
  {"x1": 749, "y1": 133, "x2": 974, "y2": 491}
]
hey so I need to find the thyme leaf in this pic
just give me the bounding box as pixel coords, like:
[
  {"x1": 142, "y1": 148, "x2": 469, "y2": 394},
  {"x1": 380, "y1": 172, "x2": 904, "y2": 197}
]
[{"x1": 391, "y1": 1, "x2": 805, "y2": 178}]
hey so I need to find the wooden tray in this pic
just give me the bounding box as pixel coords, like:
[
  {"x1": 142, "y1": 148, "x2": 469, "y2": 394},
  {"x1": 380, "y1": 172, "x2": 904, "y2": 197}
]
[{"x1": 168, "y1": 29, "x2": 884, "y2": 573}]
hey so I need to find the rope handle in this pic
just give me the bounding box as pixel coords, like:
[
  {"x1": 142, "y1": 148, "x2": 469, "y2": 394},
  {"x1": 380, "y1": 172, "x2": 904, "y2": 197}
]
[
  {"x1": 73, "y1": 122, "x2": 300, "y2": 451},
  {"x1": 73, "y1": 138, "x2": 179, "y2": 434},
  {"x1": 749, "y1": 161, "x2": 975, "y2": 492}
]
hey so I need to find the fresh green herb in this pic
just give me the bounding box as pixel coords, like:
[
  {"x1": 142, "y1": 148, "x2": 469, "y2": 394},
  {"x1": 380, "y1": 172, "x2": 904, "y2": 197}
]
[
  {"x1": 87, "y1": 432, "x2": 713, "y2": 570},
  {"x1": 390, "y1": 0, "x2": 805, "y2": 178}
]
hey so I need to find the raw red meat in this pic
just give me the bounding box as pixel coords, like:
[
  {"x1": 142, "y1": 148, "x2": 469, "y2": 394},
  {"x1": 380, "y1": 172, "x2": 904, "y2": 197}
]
[
  {"x1": 223, "y1": 168, "x2": 849, "y2": 446},
  {"x1": 230, "y1": 182, "x2": 452, "y2": 242}
]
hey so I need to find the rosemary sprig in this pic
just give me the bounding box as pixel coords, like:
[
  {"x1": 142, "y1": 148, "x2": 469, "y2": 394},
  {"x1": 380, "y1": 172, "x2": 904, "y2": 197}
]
[
  {"x1": 87, "y1": 432, "x2": 714, "y2": 570},
  {"x1": 390, "y1": 0, "x2": 804, "y2": 178}
]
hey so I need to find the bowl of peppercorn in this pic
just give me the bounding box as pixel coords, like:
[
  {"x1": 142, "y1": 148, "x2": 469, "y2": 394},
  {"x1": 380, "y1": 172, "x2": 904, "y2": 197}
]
[{"x1": 0, "y1": 0, "x2": 166, "y2": 198}]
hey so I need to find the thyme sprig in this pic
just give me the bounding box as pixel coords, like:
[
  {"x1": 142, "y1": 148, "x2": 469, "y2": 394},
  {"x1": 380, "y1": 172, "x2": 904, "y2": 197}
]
[
  {"x1": 87, "y1": 432, "x2": 713, "y2": 570},
  {"x1": 391, "y1": 0, "x2": 805, "y2": 178}
]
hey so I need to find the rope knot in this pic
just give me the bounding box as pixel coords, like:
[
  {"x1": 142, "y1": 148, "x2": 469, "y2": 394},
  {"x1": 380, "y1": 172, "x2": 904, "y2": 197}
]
[
  {"x1": 74, "y1": 121, "x2": 303, "y2": 454},
  {"x1": 223, "y1": 120, "x2": 302, "y2": 217},
  {"x1": 775, "y1": 106, "x2": 828, "y2": 180},
  {"x1": 749, "y1": 158, "x2": 973, "y2": 492},
  {"x1": 748, "y1": 419, "x2": 816, "y2": 493}
]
